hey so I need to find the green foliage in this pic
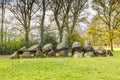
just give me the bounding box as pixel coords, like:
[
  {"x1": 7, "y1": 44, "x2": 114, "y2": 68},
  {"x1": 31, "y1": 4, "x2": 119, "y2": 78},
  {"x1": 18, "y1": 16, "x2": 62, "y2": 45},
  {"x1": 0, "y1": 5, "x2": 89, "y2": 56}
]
[
  {"x1": 0, "y1": 39, "x2": 39, "y2": 55},
  {"x1": 0, "y1": 41, "x2": 20, "y2": 55},
  {"x1": 19, "y1": 39, "x2": 39, "y2": 48},
  {"x1": 66, "y1": 31, "x2": 85, "y2": 47},
  {"x1": 86, "y1": 14, "x2": 120, "y2": 47},
  {"x1": 0, "y1": 50, "x2": 120, "y2": 80},
  {"x1": 42, "y1": 32, "x2": 58, "y2": 49},
  {"x1": 92, "y1": 0, "x2": 120, "y2": 51},
  {"x1": 86, "y1": 15, "x2": 109, "y2": 46}
]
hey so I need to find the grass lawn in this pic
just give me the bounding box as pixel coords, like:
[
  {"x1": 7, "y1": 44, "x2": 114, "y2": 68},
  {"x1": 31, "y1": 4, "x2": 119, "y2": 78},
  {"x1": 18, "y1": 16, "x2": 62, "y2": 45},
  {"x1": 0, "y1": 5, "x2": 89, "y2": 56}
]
[{"x1": 0, "y1": 49, "x2": 120, "y2": 80}]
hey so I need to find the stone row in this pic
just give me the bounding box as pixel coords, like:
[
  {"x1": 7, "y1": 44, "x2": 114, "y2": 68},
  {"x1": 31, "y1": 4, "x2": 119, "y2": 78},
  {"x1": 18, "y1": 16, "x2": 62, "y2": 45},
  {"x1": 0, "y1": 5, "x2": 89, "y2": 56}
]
[{"x1": 11, "y1": 42, "x2": 113, "y2": 59}]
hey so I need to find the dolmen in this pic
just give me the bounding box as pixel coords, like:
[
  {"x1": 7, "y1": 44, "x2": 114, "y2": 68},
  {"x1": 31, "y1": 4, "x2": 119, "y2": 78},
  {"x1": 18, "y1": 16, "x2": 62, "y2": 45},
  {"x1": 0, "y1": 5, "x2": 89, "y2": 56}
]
[
  {"x1": 94, "y1": 47, "x2": 106, "y2": 57},
  {"x1": 11, "y1": 44, "x2": 43, "y2": 59},
  {"x1": 18, "y1": 46, "x2": 28, "y2": 53},
  {"x1": 21, "y1": 52, "x2": 31, "y2": 58},
  {"x1": 57, "y1": 42, "x2": 69, "y2": 57},
  {"x1": 28, "y1": 44, "x2": 44, "y2": 58},
  {"x1": 10, "y1": 42, "x2": 113, "y2": 59},
  {"x1": 106, "y1": 49, "x2": 113, "y2": 56},
  {"x1": 83, "y1": 45, "x2": 96, "y2": 57},
  {"x1": 11, "y1": 46, "x2": 28, "y2": 59},
  {"x1": 20, "y1": 44, "x2": 43, "y2": 58},
  {"x1": 94, "y1": 47, "x2": 113, "y2": 57},
  {"x1": 11, "y1": 51, "x2": 19, "y2": 59},
  {"x1": 43, "y1": 43, "x2": 56, "y2": 57},
  {"x1": 72, "y1": 42, "x2": 83, "y2": 58},
  {"x1": 19, "y1": 46, "x2": 31, "y2": 58}
]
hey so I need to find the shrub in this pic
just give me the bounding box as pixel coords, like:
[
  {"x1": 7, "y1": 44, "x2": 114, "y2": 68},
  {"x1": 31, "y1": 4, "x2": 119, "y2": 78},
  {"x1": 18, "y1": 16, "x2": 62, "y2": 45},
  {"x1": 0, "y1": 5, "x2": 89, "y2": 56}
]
[
  {"x1": 42, "y1": 32, "x2": 58, "y2": 50},
  {"x1": 0, "y1": 39, "x2": 39, "y2": 55},
  {"x1": 65, "y1": 30, "x2": 85, "y2": 47}
]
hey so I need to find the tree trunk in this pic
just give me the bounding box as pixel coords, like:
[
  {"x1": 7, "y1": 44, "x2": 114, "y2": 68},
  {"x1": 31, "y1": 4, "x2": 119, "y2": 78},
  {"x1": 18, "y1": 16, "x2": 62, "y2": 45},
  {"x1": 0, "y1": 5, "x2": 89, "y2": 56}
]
[
  {"x1": 110, "y1": 38, "x2": 113, "y2": 51},
  {"x1": 40, "y1": 25, "x2": 44, "y2": 45},
  {"x1": 0, "y1": 1, "x2": 5, "y2": 54},
  {"x1": 40, "y1": 0, "x2": 46, "y2": 46},
  {"x1": 54, "y1": 14, "x2": 63, "y2": 43},
  {"x1": 40, "y1": 22, "x2": 44, "y2": 46},
  {"x1": 25, "y1": 31, "x2": 29, "y2": 45},
  {"x1": 93, "y1": 39, "x2": 96, "y2": 46},
  {"x1": 59, "y1": 29, "x2": 63, "y2": 42},
  {"x1": 1, "y1": 2, "x2": 5, "y2": 43}
]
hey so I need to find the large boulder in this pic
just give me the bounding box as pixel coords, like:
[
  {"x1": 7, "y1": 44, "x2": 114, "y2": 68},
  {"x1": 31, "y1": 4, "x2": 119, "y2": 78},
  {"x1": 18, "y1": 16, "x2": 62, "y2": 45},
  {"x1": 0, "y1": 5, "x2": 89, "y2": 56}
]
[
  {"x1": 47, "y1": 50, "x2": 56, "y2": 57},
  {"x1": 106, "y1": 50, "x2": 113, "y2": 56},
  {"x1": 10, "y1": 51, "x2": 19, "y2": 59},
  {"x1": 57, "y1": 42, "x2": 69, "y2": 51},
  {"x1": 19, "y1": 46, "x2": 28, "y2": 51},
  {"x1": 35, "y1": 50, "x2": 44, "y2": 58},
  {"x1": 72, "y1": 42, "x2": 82, "y2": 49},
  {"x1": 59, "y1": 50, "x2": 68, "y2": 57},
  {"x1": 82, "y1": 45, "x2": 96, "y2": 57},
  {"x1": 42, "y1": 43, "x2": 56, "y2": 57},
  {"x1": 18, "y1": 46, "x2": 28, "y2": 52},
  {"x1": 83, "y1": 45, "x2": 94, "y2": 52},
  {"x1": 43, "y1": 43, "x2": 53, "y2": 52},
  {"x1": 72, "y1": 42, "x2": 83, "y2": 56},
  {"x1": 28, "y1": 44, "x2": 42, "y2": 52},
  {"x1": 57, "y1": 42, "x2": 69, "y2": 57},
  {"x1": 73, "y1": 51, "x2": 83, "y2": 58},
  {"x1": 94, "y1": 47, "x2": 106, "y2": 56},
  {"x1": 21, "y1": 52, "x2": 31, "y2": 58},
  {"x1": 84, "y1": 51, "x2": 96, "y2": 58},
  {"x1": 18, "y1": 46, "x2": 28, "y2": 54}
]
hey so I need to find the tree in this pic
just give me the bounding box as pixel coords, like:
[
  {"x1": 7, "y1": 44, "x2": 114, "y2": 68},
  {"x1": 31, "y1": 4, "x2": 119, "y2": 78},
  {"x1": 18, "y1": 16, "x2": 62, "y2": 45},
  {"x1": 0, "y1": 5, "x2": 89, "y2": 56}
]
[
  {"x1": 86, "y1": 15, "x2": 104, "y2": 46},
  {"x1": 86, "y1": 15, "x2": 120, "y2": 47},
  {"x1": 50, "y1": 0, "x2": 88, "y2": 42},
  {"x1": 1, "y1": 0, "x2": 6, "y2": 42},
  {"x1": 8, "y1": 0, "x2": 37, "y2": 45},
  {"x1": 65, "y1": 0, "x2": 88, "y2": 34},
  {"x1": 35, "y1": 0, "x2": 49, "y2": 46},
  {"x1": 0, "y1": 0, "x2": 6, "y2": 54},
  {"x1": 65, "y1": 0, "x2": 88, "y2": 47},
  {"x1": 50, "y1": 0, "x2": 67, "y2": 42},
  {"x1": 1, "y1": 0, "x2": 6, "y2": 43},
  {"x1": 92, "y1": 0, "x2": 120, "y2": 51},
  {"x1": 42, "y1": 31, "x2": 58, "y2": 50},
  {"x1": 66, "y1": 30, "x2": 85, "y2": 47}
]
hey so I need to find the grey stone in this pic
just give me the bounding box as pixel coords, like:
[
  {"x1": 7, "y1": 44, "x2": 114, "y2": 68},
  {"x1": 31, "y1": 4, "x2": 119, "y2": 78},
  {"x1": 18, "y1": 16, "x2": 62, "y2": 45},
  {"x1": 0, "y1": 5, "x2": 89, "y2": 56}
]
[
  {"x1": 84, "y1": 51, "x2": 96, "y2": 57},
  {"x1": 21, "y1": 52, "x2": 31, "y2": 58},
  {"x1": 94, "y1": 47, "x2": 106, "y2": 56},
  {"x1": 11, "y1": 51, "x2": 19, "y2": 59},
  {"x1": 83, "y1": 45, "x2": 94, "y2": 52},
  {"x1": 72, "y1": 42, "x2": 83, "y2": 56},
  {"x1": 106, "y1": 50, "x2": 113, "y2": 56},
  {"x1": 19, "y1": 46, "x2": 28, "y2": 52},
  {"x1": 59, "y1": 50, "x2": 68, "y2": 57},
  {"x1": 57, "y1": 42, "x2": 69, "y2": 50},
  {"x1": 43, "y1": 43, "x2": 53, "y2": 52},
  {"x1": 72, "y1": 42, "x2": 82, "y2": 49},
  {"x1": 47, "y1": 50, "x2": 56, "y2": 57},
  {"x1": 73, "y1": 51, "x2": 83, "y2": 58},
  {"x1": 35, "y1": 50, "x2": 44, "y2": 58},
  {"x1": 28, "y1": 44, "x2": 42, "y2": 52}
]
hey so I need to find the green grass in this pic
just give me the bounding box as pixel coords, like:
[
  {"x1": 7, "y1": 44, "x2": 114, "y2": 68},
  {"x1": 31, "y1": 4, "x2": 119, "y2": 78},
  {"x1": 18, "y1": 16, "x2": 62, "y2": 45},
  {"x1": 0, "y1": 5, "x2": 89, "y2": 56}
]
[{"x1": 0, "y1": 49, "x2": 120, "y2": 80}]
